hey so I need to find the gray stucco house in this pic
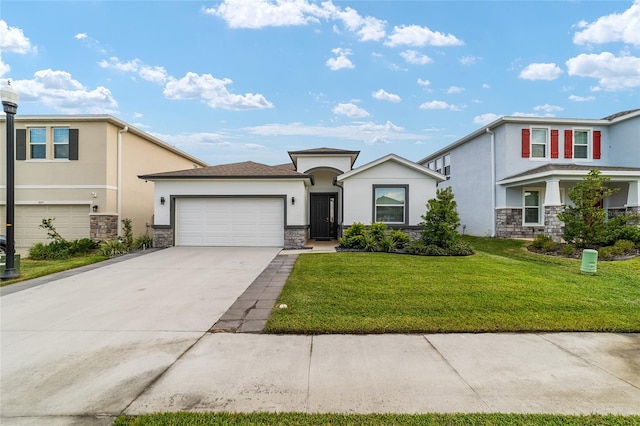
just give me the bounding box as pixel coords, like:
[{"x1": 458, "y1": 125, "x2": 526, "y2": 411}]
[{"x1": 418, "y1": 109, "x2": 640, "y2": 241}]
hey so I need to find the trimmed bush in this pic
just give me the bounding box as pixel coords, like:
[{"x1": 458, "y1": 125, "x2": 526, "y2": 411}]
[{"x1": 613, "y1": 239, "x2": 636, "y2": 254}]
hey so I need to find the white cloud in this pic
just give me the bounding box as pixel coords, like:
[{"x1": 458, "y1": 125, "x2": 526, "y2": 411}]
[
  {"x1": 203, "y1": 0, "x2": 329, "y2": 29},
  {"x1": 534, "y1": 104, "x2": 563, "y2": 114},
  {"x1": 482, "y1": 83, "x2": 491, "y2": 89},
  {"x1": 385, "y1": 24, "x2": 463, "y2": 47},
  {"x1": 75, "y1": 32, "x2": 107, "y2": 54},
  {"x1": 519, "y1": 63, "x2": 563, "y2": 80},
  {"x1": 372, "y1": 89, "x2": 401, "y2": 103},
  {"x1": 366, "y1": 136, "x2": 390, "y2": 145},
  {"x1": 573, "y1": 0, "x2": 640, "y2": 46},
  {"x1": 566, "y1": 52, "x2": 640, "y2": 90},
  {"x1": 74, "y1": 33, "x2": 87, "y2": 40},
  {"x1": 399, "y1": 50, "x2": 432, "y2": 65},
  {"x1": 459, "y1": 55, "x2": 480, "y2": 66},
  {"x1": 419, "y1": 100, "x2": 460, "y2": 111},
  {"x1": 417, "y1": 78, "x2": 431, "y2": 87},
  {"x1": 446, "y1": 86, "x2": 465, "y2": 94},
  {"x1": 0, "y1": 55, "x2": 10, "y2": 77},
  {"x1": 326, "y1": 47, "x2": 355, "y2": 70},
  {"x1": 568, "y1": 94, "x2": 595, "y2": 102},
  {"x1": 12, "y1": 69, "x2": 118, "y2": 113},
  {"x1": 99, "y1": 57, "x2": 171, "y2": 84},
  {"x1": 243, "y1": 120, "x2": 419, "y2": 145},
  {"x1": 164, "y1": 72, "x2": 274, "y2": 110},
  {"x1": 205, "y1": 0, "x2": 386, "y2": 41},
  {"x1": 473, "y1": 113, "x2": 501, "y2": 125},
  {"x1": 0, "y1": 20, "x2": 33, "y2": 54},
  {"x1": 332, "y1": 102, "x2": 369, "y2": 118},
  {"x1": 151, "y1": 131, "x2": 233, "y2": 150}
]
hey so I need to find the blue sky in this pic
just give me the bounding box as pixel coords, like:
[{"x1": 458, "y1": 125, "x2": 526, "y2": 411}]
[{"x1": 1, "y1": 0, "x2": 638, "y2": 167}]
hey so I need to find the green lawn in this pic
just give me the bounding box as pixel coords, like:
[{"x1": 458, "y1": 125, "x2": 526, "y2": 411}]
[
  {"x1": 115, "y1": 412, "x2": 639, "y2": 425},
  {"x1": 265, "y1": 237, "x2": 640, "y2": 334},
  {"x1": 0, "y1": 255, "x2": 108, "y2": 287}
]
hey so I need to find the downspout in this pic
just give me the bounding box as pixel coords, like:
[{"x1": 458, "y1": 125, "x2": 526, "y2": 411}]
[
  {"x1": 486, "y1": 127, "x2": 496, "y2": 237},
  {"x1": 117, "y1": 125, "x2": 129, "y2": 236},
  {"x1": 333, "y1": 177, "x2": 344, "y2": 239}
]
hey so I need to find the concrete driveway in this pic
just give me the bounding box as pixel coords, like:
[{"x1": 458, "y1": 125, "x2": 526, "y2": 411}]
[{"x1": 0, "y1": 247, "x2": 281, "y2": 425}]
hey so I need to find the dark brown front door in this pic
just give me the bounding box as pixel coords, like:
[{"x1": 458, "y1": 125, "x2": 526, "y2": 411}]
[{"x1": 310, "y1": 193, "x2": 337, "y2": 240}]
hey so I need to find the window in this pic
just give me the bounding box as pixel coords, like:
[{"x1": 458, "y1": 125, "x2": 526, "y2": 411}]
[
  {"x1": 443, "y1": 154, "x2": 450, "y2": 177},
  {"x1": 374, "y1": 186, "x2": 407, "y2": 224},
  {"x1": 574, "y1": 130, "x2": 589, "y2": 159},
  {"x1": 531, "y1": 128, "x2": 547, "y2": 158},
  {"x1": 523, "y1": 189, "x2": 542, "y2": 225},
  {"x1": 427, "y1": 161, "x2": 435, "y2": 170},
  {"x1": 29, "y1": 128, "x2": 46, "y2": 159},
  {"x1": 435, "y1": 158, "x2": 442, "y2": 174},
  {"x1": 53, "y1": 128, "x2": 70, "y2": 159}
]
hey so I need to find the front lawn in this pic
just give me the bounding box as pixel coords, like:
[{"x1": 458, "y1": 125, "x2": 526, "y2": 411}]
[
  {"x1": 265, "y1": 237, "x2": 640, "y2": 334},
  {"x1": 0, "y1": 255, "x2": 108, "y2": 287}
]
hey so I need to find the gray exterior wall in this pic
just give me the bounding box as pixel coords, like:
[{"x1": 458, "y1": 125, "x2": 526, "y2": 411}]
[{"x1": 607, "y1": 116, "x2": 640, "y2": 166}]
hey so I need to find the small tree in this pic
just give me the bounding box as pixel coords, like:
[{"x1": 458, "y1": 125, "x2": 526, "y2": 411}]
[
  {"x1": 420, "y1": 187, "x2": 462, "y2": 248},
  {"x1": 558, "y1": 170, "x2": 617, "y2": 248}
]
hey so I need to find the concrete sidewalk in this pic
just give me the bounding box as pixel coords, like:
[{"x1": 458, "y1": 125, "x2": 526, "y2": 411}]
[{"x1": 125, "y1": 332, "x2": 640, "y2": 416}]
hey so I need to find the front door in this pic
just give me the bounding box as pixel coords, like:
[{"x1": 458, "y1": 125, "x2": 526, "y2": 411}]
[{"x1": 310, "y1": 193, "x2": 338, "y2": 240}]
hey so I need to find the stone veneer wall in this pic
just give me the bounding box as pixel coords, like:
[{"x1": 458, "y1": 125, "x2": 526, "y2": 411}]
[
  {"x1": 544, "y1": 205, "x2": 564, "y2": 242},
  {"x1": 284, "y1": 227, "x2": 307, "y2": 249},
  {"x1": 90, "y1": 214, "x2": 118, "y2": 241},
  {"x1": 496, "y1": 208, "x2": 545, "y2": 239},
  {"x1": 152, "y1": 226, "x2": 173, "y2": 248}
]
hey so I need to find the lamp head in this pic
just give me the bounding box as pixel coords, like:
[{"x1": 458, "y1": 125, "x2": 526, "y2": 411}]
[{"x1": 1, "y1": 81, "x2": 19, "y2": 114}]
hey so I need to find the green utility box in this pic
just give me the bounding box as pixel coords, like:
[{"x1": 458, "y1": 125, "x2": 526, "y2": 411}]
[
  {"x1": 580, "y1": 249, "x2": 598, "y2": 275},
  {"x1": 0, "y1": 254, "x2": 21, "y2": 274}
]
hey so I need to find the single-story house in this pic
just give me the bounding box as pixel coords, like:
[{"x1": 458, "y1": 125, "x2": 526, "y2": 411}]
[{"x1": 140, "y1": 148, "x2": 445, "y2": 248}]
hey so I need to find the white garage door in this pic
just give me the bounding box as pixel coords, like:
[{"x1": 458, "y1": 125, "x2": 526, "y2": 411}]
[
  {"x1": 0, "y1": 205, "x2": 90, "y2": 249},
  {"x1": 175, "y1": 198, "x2": 284, "y2": 247}
]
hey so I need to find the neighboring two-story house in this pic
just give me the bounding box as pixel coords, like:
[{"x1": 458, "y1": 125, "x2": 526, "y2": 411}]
[
  {"x1": 1, "y1": 115, "x2": 207, "y2": 251},
  {"x1": 419, "y1": 109, "x2": 640, "y2": 241}
]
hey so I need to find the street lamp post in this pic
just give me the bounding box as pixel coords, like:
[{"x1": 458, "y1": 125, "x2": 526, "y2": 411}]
[{"x1": 1, "y1": 81, "x2": 20, "y2": 280}]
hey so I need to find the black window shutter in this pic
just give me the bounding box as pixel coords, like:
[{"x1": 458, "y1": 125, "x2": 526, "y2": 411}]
[
  {"x1": 69, "y1": 129, "x2": 79, "y2": 160},
  {"x1": 16, "y1": 129, "x2": 26, "y2": 160}
]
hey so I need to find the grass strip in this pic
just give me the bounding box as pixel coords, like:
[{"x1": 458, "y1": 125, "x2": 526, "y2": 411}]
[{"x1": 115, "y1": 412, "x2": 640, "y2": 425}]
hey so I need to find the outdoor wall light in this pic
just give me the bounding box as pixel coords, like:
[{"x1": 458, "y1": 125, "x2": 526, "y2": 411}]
[
  {"x1": 92, "y1": 205, "x2": 98, "y2": 213},
  {"x1": 291, "y1": 196, "x2": 295, "y2": 205},
  {"x1": 160, "y1": 196, "x2": 165, "y2": 205}
]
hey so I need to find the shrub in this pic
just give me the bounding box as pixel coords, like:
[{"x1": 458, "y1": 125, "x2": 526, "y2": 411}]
[
  {"x1": 420, "y1": 187, "x2": 462, "y2": 249},
  {"x1": 561, "y1": 244, "x2": 577, "y2": 257},
  {"x1": 531, "y1": 235, "x2": 553, "y2": 250},
  {"x1": 99, "y1": 239, "x2": 130, "y2": 257},
  {"x1": 598, "y1": 247, "x2": 615, "y2": 260},
  {"x1": 121, "y1": 218, "x2": 134, "y2": 249},
  {"x1": 133, "y1": 234, "x2": 153, "y2": 250},
  {"x1": 390, "y1": 229, "x2": 411, "y2": 249},
  {"x1": 613, "y1": 239, "x2": 635, "y2": 254},
  {"x1": 28, "y1": 240, "x2": 71, "y2": 260},
  {"x1": 69, "y1": 238, "x2": 98, "y2": 255},
  {"x1": 447, "y1": 240, "x2": 474, "y2": 256},
  {"x1": 362, "y1": 233, "x2": 378, "y2": 252},
  {"x1": 368, "y1": 222, "x2": 388, "y2": 242},
  {"x1": 378, "y1": 235, "x2": 396, "y2": 253},
  {"x1": 339, "y1": 222, "x2": 367, "y2": 249}
]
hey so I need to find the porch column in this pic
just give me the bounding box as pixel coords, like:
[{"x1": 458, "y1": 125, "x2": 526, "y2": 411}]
[
  {"x1": 544, "y1": 179, "x2": 563, "y2": 242},
  {"x1": 626, "y1": 180, "x2": 640, "y2": 208}
]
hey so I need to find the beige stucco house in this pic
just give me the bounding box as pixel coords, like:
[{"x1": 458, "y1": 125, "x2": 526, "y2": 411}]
[{"x1": 0, "y1": 115, "x2": 207, "y2": 250}]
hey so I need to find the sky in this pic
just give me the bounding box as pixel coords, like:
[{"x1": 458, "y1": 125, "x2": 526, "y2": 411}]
[{"x1": 1, "y1": 0, "x2": 639, "y2": 167}]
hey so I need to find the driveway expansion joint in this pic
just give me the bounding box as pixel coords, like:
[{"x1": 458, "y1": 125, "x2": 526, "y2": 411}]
[{"x1": 210, "y1": 253, "x2": 298, "y2": 334}]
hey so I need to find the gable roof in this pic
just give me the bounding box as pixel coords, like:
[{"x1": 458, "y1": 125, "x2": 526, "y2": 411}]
[
  {"x1": 139, "y1": 160, "x2": 310, "y2": 180},
  {"x1": 418, "y1": 109, "x2": 640, "y2": 164},
  {"x1": 337, "y1": 153, "x2": 445, "y2": 182},
  {"x1": 288, "y1": 147, "x2": 360, "y2": 169}
]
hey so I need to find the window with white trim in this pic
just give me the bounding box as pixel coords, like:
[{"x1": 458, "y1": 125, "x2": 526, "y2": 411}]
[
  {"x1": 523, "y1": 189, "x2": 543, "y2": 225},
  {"x1": 53, "y1": 128, "x2": 70, "y2": 159},
  {"x1": 29, "y1": 127, "x2": 47, "y2": 159},
  {"x1": 374, "y1": 186, "x2": 407, "y2": 224},
  {"x1": 435, "y1": 158, "x2": 442, "y2": 174},
  {"x1": 573, "y1": 129, "x2": 589, "y2": 159},
  {"x1": 443, "y1": 154, "x2": 450, "y2": 177},
  {"x1": 531, "y1": 128, "x2": 547, "y2": 158}
]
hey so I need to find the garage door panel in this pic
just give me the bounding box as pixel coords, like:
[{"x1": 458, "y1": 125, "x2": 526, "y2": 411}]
[{"x1": 176, "y1": 198, "x2": 284, "y2": 247}]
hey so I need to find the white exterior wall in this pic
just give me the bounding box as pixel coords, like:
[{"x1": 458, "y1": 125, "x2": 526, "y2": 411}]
[
  {"x1": 341, "y1": 161, "x2": 438, "y2": 226},
  {"x1": 444, "y1": 133, "x2": 494, "y2": 236},
  {"x1": 152, "y1": 179, "x2": 308, "y2": 226},
  {"x1": 297, "y1": 156, "x2": 352, "y2": 173}
]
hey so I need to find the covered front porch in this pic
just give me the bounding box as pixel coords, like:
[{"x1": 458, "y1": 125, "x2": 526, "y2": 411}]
[{"x1": 496, "y1": 165, "x2": 640, "y2": 241}]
